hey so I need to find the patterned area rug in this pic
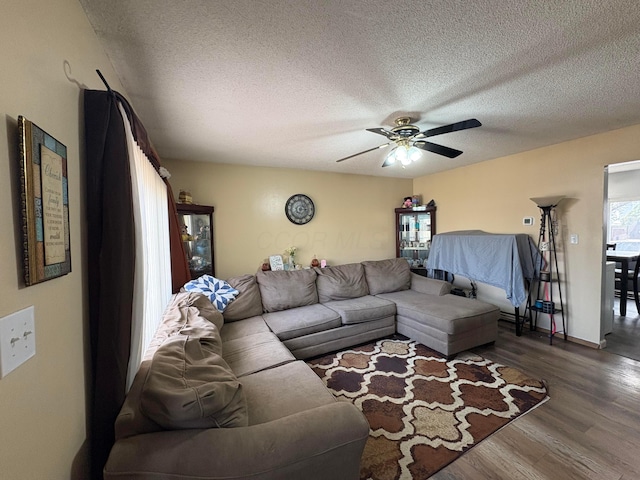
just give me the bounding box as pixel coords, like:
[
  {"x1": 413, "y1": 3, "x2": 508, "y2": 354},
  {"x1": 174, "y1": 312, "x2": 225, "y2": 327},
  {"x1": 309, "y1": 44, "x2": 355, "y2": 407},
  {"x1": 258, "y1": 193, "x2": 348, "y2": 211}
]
[{"x1": 307, "y1": 337, "x2": 548, "y2": 480}]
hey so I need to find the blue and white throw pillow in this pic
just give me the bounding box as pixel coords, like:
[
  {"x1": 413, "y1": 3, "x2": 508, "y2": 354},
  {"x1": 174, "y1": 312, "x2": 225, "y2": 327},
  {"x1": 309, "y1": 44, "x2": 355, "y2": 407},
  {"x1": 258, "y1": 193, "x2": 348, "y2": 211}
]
[{"x1": 184, "y1": 275, "x2": 239, "y2": 312}]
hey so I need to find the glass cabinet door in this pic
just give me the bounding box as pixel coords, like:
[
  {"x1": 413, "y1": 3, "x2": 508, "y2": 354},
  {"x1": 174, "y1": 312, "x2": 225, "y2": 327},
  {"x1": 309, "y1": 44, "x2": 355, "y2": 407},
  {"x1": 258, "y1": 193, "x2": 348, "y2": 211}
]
[
  {"x1": 176, "y1": 203, "x2": 215, "y2": 279},
  {"x1": 395, "y1": 206, "x2": 436, "y2": 272}
]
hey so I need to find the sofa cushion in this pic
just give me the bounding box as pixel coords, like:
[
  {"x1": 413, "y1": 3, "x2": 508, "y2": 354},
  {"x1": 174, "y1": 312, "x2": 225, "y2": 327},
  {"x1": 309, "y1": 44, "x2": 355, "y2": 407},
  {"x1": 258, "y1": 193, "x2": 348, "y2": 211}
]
[
  {"x1": 323, "y1": 295, "x2": 396, "y2": 325},
  {"x1": 223, "y1": 332, "x2": 296, "y2": 377},
  {"x1": 221, "y1": 316, "x2": 270, "y2": 342},
  {"x1": 144, "y1": 292, "x2": 224, "y2": 360},
  {"x1": 263, "y1": 304, "x2": 342, "y2": 341},
  {"x1": 240, "y1": 361, "x2": 338, "y2": 425},
  {"x1": 362, "y1": 258, "x2": 411, "y2": 295},
  {"x1": 184, "y1": 274, "x2": 239, "y2": 312},
  {"x1": 256, "y1": 269, "x2": 318, "y2": 312},
  {"x1": 315, "y1": 263, "x2": 369, "y2": 303},
  {"x1": 283, "y1": 317, "x2": 395, "y2": 360},
  {"x1": 377, "y1": 290, "x2": 499, "y2": 334},
  {"x1": 140, "y1": 334, "x2": 248, "y2": 430},
  {"x1": 167, "y1": 291, "x2": 224, "y2": 331},
  {"x1": 223, "y1": 274, "x2": 264, "y2": 322}
]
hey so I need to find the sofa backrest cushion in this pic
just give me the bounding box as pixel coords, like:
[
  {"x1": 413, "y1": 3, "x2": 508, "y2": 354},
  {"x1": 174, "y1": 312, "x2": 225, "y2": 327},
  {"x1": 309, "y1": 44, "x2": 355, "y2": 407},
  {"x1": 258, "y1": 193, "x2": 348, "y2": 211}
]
[
  {"x1": 315, "y1": 263, "x2": 369, "y2": 303},
  {"x1": 362, "y1": 258, "x2": 411, "y2": 295},
  {"x1": 144, "y1": 292, "x2": 224, "y2": 361},
  {"x1": 140, "y1": 333, "x2": 248, "y2": 430},
  {"x1": 256, "y1": 269, "x2": 318, "y2": 312},
  {"x1": 223, "y1": 274, "x2": 264, "y2": 322},
  {"x1": 115, "y1": 294, "x2": 227, "y2": 439}
]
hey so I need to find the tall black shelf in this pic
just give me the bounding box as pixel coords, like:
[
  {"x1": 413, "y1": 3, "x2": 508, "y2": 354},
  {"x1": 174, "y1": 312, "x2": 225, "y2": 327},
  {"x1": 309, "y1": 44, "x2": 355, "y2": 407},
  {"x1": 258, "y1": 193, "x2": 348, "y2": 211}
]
[{"x1": 525, "y1": 199, "x2": 566, "y2": 344}]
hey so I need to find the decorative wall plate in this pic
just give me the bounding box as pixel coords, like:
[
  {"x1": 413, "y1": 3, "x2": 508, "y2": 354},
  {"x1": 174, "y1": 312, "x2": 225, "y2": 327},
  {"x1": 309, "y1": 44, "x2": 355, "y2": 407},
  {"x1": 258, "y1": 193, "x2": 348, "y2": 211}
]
[{"x1": 285, "y1": 194, "x2": 315, "y2": 225}]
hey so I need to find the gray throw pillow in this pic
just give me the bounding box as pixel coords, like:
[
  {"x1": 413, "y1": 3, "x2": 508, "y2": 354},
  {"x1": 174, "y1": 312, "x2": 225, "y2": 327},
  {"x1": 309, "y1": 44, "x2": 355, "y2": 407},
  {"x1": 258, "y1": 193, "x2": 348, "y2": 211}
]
[
  {"x1": 256, "y1": 269, "x2": 318, "y2": 312},
  {"x1": 362, "y1": 258, "x2": 411, "y2": 295},
  {"x1": 315, "y1": 263, "x2": 369, "y2": 303},
  {"x1": 223, "y1": 274, "x2": 264, "y2": 322},
  {"x1": 140, "y1": 334, "x2": 248, "y2": 430}
]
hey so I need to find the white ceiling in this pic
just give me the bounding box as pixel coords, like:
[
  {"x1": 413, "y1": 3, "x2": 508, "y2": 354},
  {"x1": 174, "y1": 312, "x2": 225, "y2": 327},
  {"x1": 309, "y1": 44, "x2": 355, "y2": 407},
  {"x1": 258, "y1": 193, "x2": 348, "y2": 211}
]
[{"x1": 79, "y1": 0, "x2": 640, "y2": 179}]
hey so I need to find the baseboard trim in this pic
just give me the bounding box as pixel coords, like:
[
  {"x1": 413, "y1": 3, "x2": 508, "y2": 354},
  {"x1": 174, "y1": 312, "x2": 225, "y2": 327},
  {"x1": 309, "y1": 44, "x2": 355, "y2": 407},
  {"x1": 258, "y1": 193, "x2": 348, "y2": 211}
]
[{"x1": 498, "y1": 315, "x2": 600, "y2": 349}]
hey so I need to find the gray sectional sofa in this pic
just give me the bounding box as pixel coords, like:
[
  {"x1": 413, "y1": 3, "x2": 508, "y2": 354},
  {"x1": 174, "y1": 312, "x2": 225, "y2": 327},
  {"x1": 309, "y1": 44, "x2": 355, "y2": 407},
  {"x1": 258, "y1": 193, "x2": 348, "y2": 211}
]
[{"x1": 104, "y1": 258, "x2": 500, "y2": 479}]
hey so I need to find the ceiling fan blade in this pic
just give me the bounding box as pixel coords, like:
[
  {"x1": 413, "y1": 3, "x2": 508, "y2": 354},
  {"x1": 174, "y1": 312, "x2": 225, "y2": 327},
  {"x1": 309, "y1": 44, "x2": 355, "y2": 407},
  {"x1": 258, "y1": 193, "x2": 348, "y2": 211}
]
[
  {"x1": 366, "y1": 127, "x2": 396, "y2": 139},
  {"x1": 381, "y1": 156, "x2": 395, "y2": 167},
  {"x1": 419, "y1": 118, "x2": 482, "y2": 138},
  {"x1": 413, "y1": 141, "x2": 463, "y2": 158},
  {"x1": 336, "y1": 143, "x2": 391, "y2": 163}
]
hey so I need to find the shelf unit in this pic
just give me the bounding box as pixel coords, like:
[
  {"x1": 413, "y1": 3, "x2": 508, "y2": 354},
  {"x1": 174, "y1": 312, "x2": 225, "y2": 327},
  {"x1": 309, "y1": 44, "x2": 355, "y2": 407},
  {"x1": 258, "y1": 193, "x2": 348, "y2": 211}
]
[
  {"x1": 525, "y1": 203, "x2": 566, "y2": 344},
  {"x1": 395, "y1": 206, "x2": 436, "y2": 275},
  {"x1": 176, "y1": 203, "x2": 215, "y2": 279}
]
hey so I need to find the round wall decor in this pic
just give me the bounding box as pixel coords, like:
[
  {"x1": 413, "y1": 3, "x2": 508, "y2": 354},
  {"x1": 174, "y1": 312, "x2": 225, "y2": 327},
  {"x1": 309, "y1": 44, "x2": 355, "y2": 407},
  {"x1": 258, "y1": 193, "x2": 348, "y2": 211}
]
[{"x1": 285, "y1": 194, "x2": 315, "y2": 225}]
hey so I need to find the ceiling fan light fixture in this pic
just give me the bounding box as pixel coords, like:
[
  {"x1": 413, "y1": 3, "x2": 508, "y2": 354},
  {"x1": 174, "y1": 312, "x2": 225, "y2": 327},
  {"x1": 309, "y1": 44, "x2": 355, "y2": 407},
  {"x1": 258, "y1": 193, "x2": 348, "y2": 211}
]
[
  {"x1": 337, "y1": 116, "x2": 481, "y2": 167},
  {"x1": 395, "y1": 145, "x2": 408, "y2": 163},
  {"x1": 408, "y1": 146, "x2": 422, "y2": 162},
  {"x1": 384, "y1": 147, "x2": 398, "y2": 165}
]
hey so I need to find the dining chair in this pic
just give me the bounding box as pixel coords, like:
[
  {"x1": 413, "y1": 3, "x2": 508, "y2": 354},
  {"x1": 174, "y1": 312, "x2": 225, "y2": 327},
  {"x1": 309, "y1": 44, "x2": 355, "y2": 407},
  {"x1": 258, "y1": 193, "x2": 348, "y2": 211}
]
[
  {"x1": 634, "y1": 258, "x2": 640, "y2": 312},
  {"x1": 613, "y1": 253, "x2": 638, "y2": 311},
  {"x1": 609, "y1": 242, "x2": 630, "y2": 303}
]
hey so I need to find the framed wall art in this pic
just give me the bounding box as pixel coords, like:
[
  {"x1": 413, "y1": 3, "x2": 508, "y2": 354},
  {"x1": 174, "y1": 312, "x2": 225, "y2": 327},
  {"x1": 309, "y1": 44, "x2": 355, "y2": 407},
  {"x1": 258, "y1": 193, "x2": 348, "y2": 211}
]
[{"x1": 18, "y1": 116, "x2": 71, "y2": 286}]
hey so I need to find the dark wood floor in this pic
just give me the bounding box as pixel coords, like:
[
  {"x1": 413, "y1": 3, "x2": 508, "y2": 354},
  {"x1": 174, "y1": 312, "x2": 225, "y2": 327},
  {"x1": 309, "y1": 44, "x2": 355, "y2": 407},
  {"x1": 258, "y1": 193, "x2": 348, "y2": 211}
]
[
  {"x1": 604, "y1": 298, "x2": 640, "y2": 362},
  {"x1": 431, "y1": 320, "x2": 640, "y2": 480}
]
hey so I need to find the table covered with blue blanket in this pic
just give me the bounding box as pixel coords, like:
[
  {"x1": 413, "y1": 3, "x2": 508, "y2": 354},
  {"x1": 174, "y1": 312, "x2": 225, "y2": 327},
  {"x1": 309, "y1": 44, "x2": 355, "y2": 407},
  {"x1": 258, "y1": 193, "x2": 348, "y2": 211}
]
[{"x1": 426, "y1": 230, "x2": 540, "y2": 307}]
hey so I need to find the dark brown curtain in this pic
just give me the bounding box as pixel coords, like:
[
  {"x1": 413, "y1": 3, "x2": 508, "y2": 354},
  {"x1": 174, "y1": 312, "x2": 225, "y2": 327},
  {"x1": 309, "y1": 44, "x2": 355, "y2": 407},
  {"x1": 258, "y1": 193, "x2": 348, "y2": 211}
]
[{"x1": 84, "y1": 89, "x2": 190, "y2": 479}]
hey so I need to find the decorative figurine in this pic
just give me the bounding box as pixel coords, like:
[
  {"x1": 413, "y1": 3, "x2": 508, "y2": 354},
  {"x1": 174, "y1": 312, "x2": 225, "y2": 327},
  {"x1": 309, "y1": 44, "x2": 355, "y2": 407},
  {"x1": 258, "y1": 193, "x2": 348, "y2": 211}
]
[
  {"x1": 180, "y1": 224, "x2": 193, "y2": 241},
  {"x1": 178, "y1": 189, "x2": 193, "y2": 204}
]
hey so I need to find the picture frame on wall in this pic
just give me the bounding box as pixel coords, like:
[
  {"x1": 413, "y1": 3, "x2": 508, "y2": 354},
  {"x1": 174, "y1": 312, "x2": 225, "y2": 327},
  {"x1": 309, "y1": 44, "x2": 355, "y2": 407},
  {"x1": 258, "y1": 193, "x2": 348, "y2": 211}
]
[{"x1": 18, "y1": 116, "x2": 71, "y2": 286}]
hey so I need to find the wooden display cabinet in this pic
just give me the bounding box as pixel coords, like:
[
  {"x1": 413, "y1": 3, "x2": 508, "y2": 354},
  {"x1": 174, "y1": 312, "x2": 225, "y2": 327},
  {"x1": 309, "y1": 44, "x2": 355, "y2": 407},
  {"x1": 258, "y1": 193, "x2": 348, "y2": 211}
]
[
  {"x1": 176, "y1": 203, "x2": 215, "y2": 279},
  {"x1": 395, "y1": 206, "x2": 436, "y2": 276}
]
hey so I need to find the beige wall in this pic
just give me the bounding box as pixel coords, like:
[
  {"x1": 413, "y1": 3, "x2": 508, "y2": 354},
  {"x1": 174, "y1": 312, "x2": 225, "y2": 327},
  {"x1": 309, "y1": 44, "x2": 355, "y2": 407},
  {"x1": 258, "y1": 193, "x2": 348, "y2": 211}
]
[
  {"x1": 163, "y1": 160, "x2": 412, "y2": 278},
  {"x1": 2, "y1": 2, "x2": 639, "y2": 477},
  {"x1": 0, "y1": 0, "x2": 126, "y2": 478},
  {"x1": 413, "y1": 124, "x2": 640, "y2": 345}
]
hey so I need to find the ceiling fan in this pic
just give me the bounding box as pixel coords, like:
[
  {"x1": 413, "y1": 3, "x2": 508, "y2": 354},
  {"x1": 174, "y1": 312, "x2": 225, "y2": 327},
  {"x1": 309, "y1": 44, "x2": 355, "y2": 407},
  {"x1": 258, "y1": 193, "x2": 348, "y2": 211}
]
[{"x1": 336, "y1": 116, "x2": 481, "y2": 167}]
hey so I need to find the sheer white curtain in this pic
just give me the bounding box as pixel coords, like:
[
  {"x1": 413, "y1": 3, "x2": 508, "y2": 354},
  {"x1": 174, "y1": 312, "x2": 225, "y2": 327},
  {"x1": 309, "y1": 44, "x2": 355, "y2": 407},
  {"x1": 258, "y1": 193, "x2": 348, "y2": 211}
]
[{"x1": 119, "y1": 104, "x2": 173, "y2": 388}]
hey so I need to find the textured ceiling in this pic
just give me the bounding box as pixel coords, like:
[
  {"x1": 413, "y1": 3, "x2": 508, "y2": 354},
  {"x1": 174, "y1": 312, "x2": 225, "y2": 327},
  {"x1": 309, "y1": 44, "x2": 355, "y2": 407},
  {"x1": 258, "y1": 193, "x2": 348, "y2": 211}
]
[{"x1": 79, "y1": 0, "x2": 640, "y2": 179}]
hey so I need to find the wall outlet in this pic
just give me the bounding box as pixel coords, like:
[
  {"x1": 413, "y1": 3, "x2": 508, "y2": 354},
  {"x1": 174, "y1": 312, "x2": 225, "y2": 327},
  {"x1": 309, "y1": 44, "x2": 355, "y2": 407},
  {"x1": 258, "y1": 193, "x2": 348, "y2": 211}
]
[
  {"x1": 0, "y1": 306, "x2": 36, "y2": 378},
  {"x1": 570, "y1": 234, "x2": 579, "y2": 244}
]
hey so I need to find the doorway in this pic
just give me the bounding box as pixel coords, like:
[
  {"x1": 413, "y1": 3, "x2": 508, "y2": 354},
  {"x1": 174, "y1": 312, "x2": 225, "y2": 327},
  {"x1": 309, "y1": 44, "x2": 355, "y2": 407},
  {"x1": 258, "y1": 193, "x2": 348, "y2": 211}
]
[{"x1": 602, "y1": 160, "x2": 640, "y2": 361}]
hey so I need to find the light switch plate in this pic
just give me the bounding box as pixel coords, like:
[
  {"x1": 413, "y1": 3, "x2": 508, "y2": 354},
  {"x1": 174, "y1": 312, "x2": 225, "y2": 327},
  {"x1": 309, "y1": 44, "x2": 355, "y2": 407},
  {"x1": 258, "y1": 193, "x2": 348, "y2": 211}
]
[{"x1": 0, "y1": 306, "x2": 36, "y2": 378}]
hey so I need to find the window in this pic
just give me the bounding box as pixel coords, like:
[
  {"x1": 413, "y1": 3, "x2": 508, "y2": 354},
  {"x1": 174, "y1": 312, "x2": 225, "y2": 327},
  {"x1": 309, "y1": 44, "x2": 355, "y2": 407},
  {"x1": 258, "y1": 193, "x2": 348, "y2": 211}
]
[{"x1": 609, "y1": 200, "x2": 640, "y2": 247}]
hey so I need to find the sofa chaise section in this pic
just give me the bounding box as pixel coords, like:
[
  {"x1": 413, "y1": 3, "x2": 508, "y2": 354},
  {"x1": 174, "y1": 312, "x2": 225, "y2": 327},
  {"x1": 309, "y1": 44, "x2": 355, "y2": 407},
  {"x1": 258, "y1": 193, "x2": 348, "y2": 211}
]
[{"x1": 376, "y1": 271, "x2": 500, "y2": 357}]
